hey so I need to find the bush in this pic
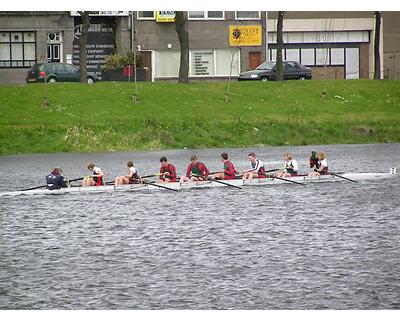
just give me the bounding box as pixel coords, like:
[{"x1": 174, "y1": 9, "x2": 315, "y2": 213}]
[
  {"x1": 102, "y1": 52, "x2": 143, "y2": 71},
  {"x1": 125, "y1": 51, "x2": 144, "y2": 68}
]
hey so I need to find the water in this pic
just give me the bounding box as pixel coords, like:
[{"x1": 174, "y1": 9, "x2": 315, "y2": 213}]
[{"x1": 0, "y1": 144, "x2": 399, "y2": 309}]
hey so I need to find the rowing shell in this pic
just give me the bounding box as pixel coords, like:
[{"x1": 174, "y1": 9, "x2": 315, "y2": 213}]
[{"x1": 0, "y1": 168, "x2": 397, "y2": 197}]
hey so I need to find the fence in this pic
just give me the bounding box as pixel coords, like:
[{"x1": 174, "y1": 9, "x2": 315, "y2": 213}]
[{"x1": 310, "y1": 66, "x2": 400, "y2": 80}]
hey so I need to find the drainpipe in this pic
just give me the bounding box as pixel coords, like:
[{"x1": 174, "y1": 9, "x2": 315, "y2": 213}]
[
  {"x1": 130, "y1": 11, "x2": 135, "y2": 52},
  {"x1": 265, "y1": 11, "x2": 269, "y2": 62}
]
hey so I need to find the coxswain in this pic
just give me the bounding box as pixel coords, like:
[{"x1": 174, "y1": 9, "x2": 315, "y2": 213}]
[
  {"x1": 45, "y1": 167, "x2": 68, "y2": 190},
  {"x1": 158, "y1": 156, "x2": 177, "y2": 182},
  {"x1": 179, "y1": 155, "x2": 209, "y2": 183},
  {"x1": 309, "y1": 151, "x2": 320, "y2": 171},
  {"x1": 115, "y1": 161, "x2": 141, "y2": 185},
  {"x1": 82, "y1": 162, "x2": 105, "y2": 187},
  {"x1": 308, "y1": 151, "x2": 329, "y2": 176},
  {"x1": 213, "y1": 152, "x2": 238, "y2": 180},
  {"x1": 242, "y1": 152, "x2": 267, "y2": 180},
  {"x1": 277, "y1": 153, "x2": 299, "y2": 177}
]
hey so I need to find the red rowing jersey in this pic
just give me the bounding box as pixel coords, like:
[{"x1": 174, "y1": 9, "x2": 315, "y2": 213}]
[
  {"x1": 160, "y1": 163, "x2": 177, "y2": 182},
  {"x1": 223, "y1": 160, "x2": 237, "y2": 180}
]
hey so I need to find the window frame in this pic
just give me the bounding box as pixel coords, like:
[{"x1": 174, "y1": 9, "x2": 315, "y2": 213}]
[
  {"x1": 137, "y1": 11, "x2": 156, "y2": 20},
  {"x1": 0, "y1": 31, "x2": 36, "y2": 68},
  {"x1": 188, "y1": 11, "x2": 225, "y2": 20},
  {"x1": 235, "y1": 11, "x2": 261, "y2": 20}
]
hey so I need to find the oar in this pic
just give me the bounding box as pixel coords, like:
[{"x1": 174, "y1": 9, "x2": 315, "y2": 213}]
[
  {"x1": 19, "y1": 176, "x2": 85, "y2": 191},
  {"x1": 68, "y1": 177, "x2": 85, "y2": 183},
  {"x1": 142, "y1": 173, "x2": 162, "y2": 178},
  {"x1": 142, "y1": 180, "x2": 178, "y2": 192},
  {"x1": 19, "y1": 184, "x2": 48, "y2": 192},
  {"x1": 272, "y1": 175, "x2": 305, "y2": 186},
  {"x1": 104, "y1": 173, "x2": 161, "y2": 186},
  {"x1": 235, "y1": 168, "x2": 283, "y2": 179},
  {"x1": 208, "y1": 178, "x2": 242, "y2": 189},
  {"x1": 331, "y1": 172, "x2": 358, "y2": 183}
]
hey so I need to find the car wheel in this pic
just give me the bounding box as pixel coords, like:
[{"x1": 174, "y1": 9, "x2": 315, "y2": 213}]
[
  {"x1": 48, "y1": 77, "x2": 57, "y2": 83},
  {"x1": 261, "y1": 77, "x2": 269, "y2": 82},
  {"x1": 87, "y1": 77, "x2": 95, "y2": 84}
]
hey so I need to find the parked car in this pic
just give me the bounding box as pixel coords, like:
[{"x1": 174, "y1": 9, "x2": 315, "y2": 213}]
[
  {"x1": 238, "y1": 61, "x2": 312, "y2": 81},
  {"x1": 26, "y1": 62, "x2": 98, "y2": 84}
]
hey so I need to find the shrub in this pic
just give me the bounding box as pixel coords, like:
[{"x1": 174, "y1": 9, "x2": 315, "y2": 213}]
[{"x1": 102, "y1": 52, "x2": 144, "y2": 70}]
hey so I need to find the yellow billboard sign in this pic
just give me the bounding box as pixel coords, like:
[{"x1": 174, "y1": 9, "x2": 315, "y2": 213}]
[
  {"x1": 229, "y1": 25, "x2": 262, "y2": 46},
  {"x1": 156, "y1": 11, "x2": 176, "y2": 22}
]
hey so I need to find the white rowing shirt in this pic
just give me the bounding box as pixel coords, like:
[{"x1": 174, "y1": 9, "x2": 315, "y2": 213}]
[
  {"x1": 250, "y1": 158, "x2": 264, "y2": 172},
  {"x1": 129, "y1": 167, "x2": 137, "y2": 175},
  {"x1": 93, "y1": 166, "x2": 102, "y2": 175},
  {"x1": 284, "y1": 159, "x2": 298, "y2": 172},
  {"x1": 319, "y1": 159, "x2": 328, "y2": 168}
]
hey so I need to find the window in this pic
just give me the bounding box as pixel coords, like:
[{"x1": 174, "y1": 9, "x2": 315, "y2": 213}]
[
  {"x1": 235, "y1": 11, "x2": 260, "y2": 20},
  {"x1": 191, "y1": 50, "x2": 215, "y2": 76},
  {"x1": 316, "y1": 48, "x2": 329, "y2": 65},
  {"x1": 188, "y1": 11, "x2": 224, "y2": 19},
  {"x1": 137, "y1": 11, "x2": 155, "y2": 19},
  {"x1": 155, "y1": 51, "x2": 181, "y2": 77},
  {"x1": 269, "y1": 49, "x2": 277, "y2": 61},
  {"x1": 331, "y1": 48, "x2": 344, "y2": 65},
  {"x1": 64, "y1": 64, "x2": 78, "y2": 73},
  {"x1": 215, "y1": 49, "x2": 239, "y2": 76},
  {"x1": 345, "y1": 48, "x2": 359, "y2": 79},
  {"x1": 47, "y1": 32, "x2": 61, "y2": 42},
  {"x1": 188, "y1": 11, "x2": 205, "y2": 19},
  {"x1": 155, "y1": 49, "x2": 239, "y2": 78},
  {"x1": 285, "y1": 49, "x2": 300, "y2": 62},
  {"x1": 207, "y1": 11, "x2": 224, "y2": 19},
  {"x1": 0, "y1": 31, "x2": 36, "y2": 68},
  {"x1": 300, "y1": 48, "x2": 315, "y2": 66},
  {"x1": 190, "y1": 49, "x2": 239, "y2": 77}
]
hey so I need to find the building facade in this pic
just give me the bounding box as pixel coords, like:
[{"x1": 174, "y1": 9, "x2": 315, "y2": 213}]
[{"x1": 0, "y1": 11, "x2": 399, "y2": 83}]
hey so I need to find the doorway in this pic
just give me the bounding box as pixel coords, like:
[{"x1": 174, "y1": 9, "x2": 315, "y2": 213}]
[{"x1": 249, "y1": 51, "x2": 261, "y2": 70}]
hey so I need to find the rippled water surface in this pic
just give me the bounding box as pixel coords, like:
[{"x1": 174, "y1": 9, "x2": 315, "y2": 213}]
[{"x1": 0, "y1": 144, "x2": 399, "y2": 309}]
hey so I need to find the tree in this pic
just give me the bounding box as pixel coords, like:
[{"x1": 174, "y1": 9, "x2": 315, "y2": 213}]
[
  {"x1": 175, "y1": 11, "x2": 189, "y2": 83},
  {"x1": 78, "y1": 11, "x2": 91, "y2": 83},
  {"x1": 374, "y1": 11, "x2": 381, "y2": 80},
  {"x1": 276, "y1": 11, "x2": 285, "y2": 81}
]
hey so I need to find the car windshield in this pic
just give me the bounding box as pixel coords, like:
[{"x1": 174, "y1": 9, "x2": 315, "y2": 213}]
[{"x1": 256, "y1": 62, "x2": 275, "y2": 70}]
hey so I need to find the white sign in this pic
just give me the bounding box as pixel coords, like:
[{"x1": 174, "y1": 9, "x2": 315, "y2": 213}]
[{"x1": 191, "y1": 51, "x2": 214, "y2": 76}]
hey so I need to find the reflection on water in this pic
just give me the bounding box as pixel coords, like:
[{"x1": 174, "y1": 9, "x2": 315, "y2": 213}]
[{"x1": 0, "y1": 144, "x2": 399, "y2": 309}]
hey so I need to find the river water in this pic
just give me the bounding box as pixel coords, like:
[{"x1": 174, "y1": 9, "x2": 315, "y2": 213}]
[{"x1": 0, "y1": 143, "x2": 399, "y2": 309}]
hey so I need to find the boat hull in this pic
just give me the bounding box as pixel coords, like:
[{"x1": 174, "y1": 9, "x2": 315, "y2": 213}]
[{"x1": 1, "y1": 170, "x2": 397, "y2": 197}]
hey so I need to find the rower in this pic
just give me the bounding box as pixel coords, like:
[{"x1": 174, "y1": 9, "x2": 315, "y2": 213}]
[
  {"x1": 179, "y1": 155, "x2": 209, "y2": 183},
  {"x1": 82, "y1": 162, "x2": 105, "y2": 187},
  {"x1": 115, "y1": 161, "x2": 141, "y2": 185},
  {"x1": 159, "y1": 156, "x2": 177, "y2": 182},
  {"x1": 309, "y1": 150, "x2": 320, "y2": 171},
  {"x1": 277, "y1": 153, "x2": 299, "y2": 177},
  {"x1": 45, "y1": 167, "x2": 68, "y2": 190},
  {"x1": 212, "y1": 152, "x2": 238, "y2": 180},
  {"x1": 308, "y1": 151, "x2": 329, "y2": 176},
  {"x1": 242, "y1": 152, "x2": 267, "y2": 180}
]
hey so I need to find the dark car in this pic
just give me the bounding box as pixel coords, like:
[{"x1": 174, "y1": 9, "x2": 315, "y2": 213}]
[
  {"x1": 26, "y1": 62, "x2": 97, "y2": 84},
  {"x1": 238, "y1": 61, "x2": 312, "y2": 81}
]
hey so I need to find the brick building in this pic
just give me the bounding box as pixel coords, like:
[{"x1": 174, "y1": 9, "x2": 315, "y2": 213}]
[{"x1": 0, "y1": 11, "x2": 399, "y2": 83}]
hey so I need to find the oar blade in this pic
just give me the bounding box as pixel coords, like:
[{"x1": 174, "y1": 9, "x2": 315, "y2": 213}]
[
  {"x1": 331, "y1": 172, "x2": 358, "y2": 183},
  {"x1": 209, "y1": 178, "x2": 242, "y2": 189}
]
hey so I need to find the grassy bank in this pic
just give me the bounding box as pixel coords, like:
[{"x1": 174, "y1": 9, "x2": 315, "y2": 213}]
[{"x1": 0, "y1": 80, "x2": 399, "y2": 154}]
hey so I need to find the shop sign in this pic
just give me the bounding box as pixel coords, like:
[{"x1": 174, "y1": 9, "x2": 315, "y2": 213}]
[
  {"x1": 156, "y1": 11, "x2": 176, "y2": 22},
  {"x1": 229, "y1": 25, "x2": 262, "y2": 46}
]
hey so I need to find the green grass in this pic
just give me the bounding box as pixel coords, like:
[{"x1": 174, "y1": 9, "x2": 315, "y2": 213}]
[{"x1": 0, "y1": 79, "x2": 399, "y2": 154}]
